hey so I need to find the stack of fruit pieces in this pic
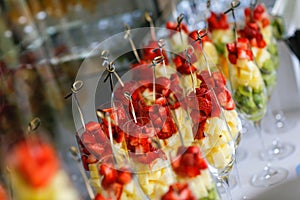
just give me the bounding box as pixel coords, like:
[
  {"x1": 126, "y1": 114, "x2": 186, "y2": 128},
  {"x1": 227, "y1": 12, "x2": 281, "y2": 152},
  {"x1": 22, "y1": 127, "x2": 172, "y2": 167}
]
[
  {"x1": 226, "y1": 37, "x2": 267, "y2": 120},
  {"x1": 5, "y1": 135, "x2": 79, "y2": 200}
]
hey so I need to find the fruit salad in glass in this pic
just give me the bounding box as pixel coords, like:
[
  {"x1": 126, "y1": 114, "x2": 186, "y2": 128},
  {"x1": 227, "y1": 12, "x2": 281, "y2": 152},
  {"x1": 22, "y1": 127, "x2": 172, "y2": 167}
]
[
  {"x1": 244, "y1": 3, "x2": 279, "y2": 69},
  {"x1": 207, "y1": 12, "x2": 234, "y2": 78},
  {"x1": 5, "y1": 136, "x2": 79, "y2": 200},
  {"x1": 163, "y1": 145, "x2": 220, "y2": 200},
  {"x1": 226, "y1": 37, "x2": 267, "y2": 121},
  {"x1": 239, "y1": 21, "x2": 277, "y2": 94}
]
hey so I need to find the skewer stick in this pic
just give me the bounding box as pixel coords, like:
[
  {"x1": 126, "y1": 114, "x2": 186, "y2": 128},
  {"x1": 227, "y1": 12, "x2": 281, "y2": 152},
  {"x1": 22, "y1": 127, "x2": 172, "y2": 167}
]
[
  {"x1": 194, "y1": 28, "x2": 212, "y2": 76},
  {"x1": 69, "y1": 146, "x2": 95, "y2": 199},
  {"x1": 145, "y1": 12, "x2": 156, "y2": 41},
  {"x1": 105, "y1": 112, "x2": 118, "y2": 166},
  {"x1": 65, "y1": 80, "x2": 86, "y2": 131},
  {"x1": 224, "y1": 0, "x2": 241, "y2": 46},
  {"x1": 124, "y1": 92, "x2": 137, "y2": 123},
  {"x1": 177, "y1": 13, "x2": 185, "y2": 44},
  {"x1": 102, "y1": 50, "x2": 124, "y2": 91},
  {"x1": 149, "y1": 56, "x2": 164, "y2": 101},
  {"x1": 157, "y1": 39, "x2": 167, "y2": 75},
  {"x1": 185, "y1": 45, "x2": 196, "y2": 93},
  {"x1": 124, "y1": 24, "x2": 141, "y2": 63}
]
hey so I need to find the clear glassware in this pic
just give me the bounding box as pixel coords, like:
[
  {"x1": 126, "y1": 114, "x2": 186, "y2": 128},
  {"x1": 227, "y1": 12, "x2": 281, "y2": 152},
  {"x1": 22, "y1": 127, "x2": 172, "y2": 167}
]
[
  {"x1": 185, "y1": 85, "x2": 236, "y2": 200},
  {"x1": 260, "y1": 104, "x2": 295, "y2": 161},
  {"x1": 226, "y1": 38, "x2": 288, "y2": 187},
  {"x1": 167, "y1": 145, "x2": 221, "y2": 200},
  {"x1": 121, "y1": 117, "x2": 170, "y2": 199}
]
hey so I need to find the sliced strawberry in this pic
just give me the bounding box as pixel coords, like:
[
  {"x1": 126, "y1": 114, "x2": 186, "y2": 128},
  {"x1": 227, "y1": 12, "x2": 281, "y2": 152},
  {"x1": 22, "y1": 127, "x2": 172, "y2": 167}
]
[
  {"x1": 110, "y1": 183, "x2": 123, "y2": 200},
  {"x1": 162, "y1": 183, "x2": 196, "y2": 200},
  {"x1": 193, "y1": 122, "x2": 206, "y2": 140},
  {"x1": 226, "y1": 43, "x2": 236, "y2": 53},
  {"x1": 212, "y1": 71, "x2": 226, "y2": 85},
  {"x1": 207, "y1": 12, "x2": 230, "y2": 31},
  {"x1": 166, "y1": 21, "x2": 189, "y2": 35},
  {"x1": 100, "y1": 165, "x2": 118, "y2": 188},
  {"x1": 86, "y1": 154, "x2": 98, "y2": 164},
  {"x1": 117, "y1": 169, "x2": 132, "y2": 185},
  {"x1": 142, "y1": 40, "x2": 169, "y2": 65},
  {"x1": 94, "y1": 193, "x2": 110, "y2": 200},
  {"x1": 155, "y1": 96, "x2": 168, "y2": 106},
  {"x1": 186, "y1": 146, "x2": 200, "y2": 154},
  {"x1": 195, "y1": 156, "x2": 208, "y2": 170},
  {"x1": 11, "y1": 140, "x2": 59, "y2": 188},
  {"x1": 86, "y1": 121, "x2": 101, "y2": 132},
  {"x1": 81, "y1": 155, "x2": 89, "y2": 171},
  {"x1": 262, "y1": 17, "x2": 270, "y2": 28},
  {"x1": 81, "y1": 131, "x2": 96, "y2": 144},
  {"x1": 86, "y1": 143, "x2": 106, "y2": 157}
]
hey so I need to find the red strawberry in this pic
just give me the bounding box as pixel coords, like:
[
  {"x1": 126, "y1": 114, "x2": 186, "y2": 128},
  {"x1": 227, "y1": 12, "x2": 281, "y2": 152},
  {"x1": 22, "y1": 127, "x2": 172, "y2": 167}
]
[
  {"x1": 81, "y1": 131, "x2": 96, "y2": 144},
  {"x1": 193, "y1": 122, "x2": 206, "y2": 140},
  {"x1": 162, "y1": 183, "x2": 196, "y2": 200},
  {"x1": 86, "y1": 121, "x2": 101, "y2": 132},
  {"x1": 81, "y1": 155, "x2": 89, "y2": 171},
  {"x1": 212, "y1": 71, "x2": 226, "y2": 85},
  {"x1": 109, "y1": 183, "x2": 123, "y2": 200},
  {"x1": 86, "y1": 154, "x2": 98, "y2": 164},
  {"x1": 166, "y1": 21, "x2": 189, "y2": 35},
  {"x1": 87, "y1": 143, "x2": 106, "y2": 157},
  {"x1": 100, "y1": 165, "x2": 118, "y2": 188},
  {"x1": 142, "y1": 40, "x2": 169, "y2": 65},
  {"x1": 117, "y1": 169, "x2": 132, "y2": 185},
  {"x1": 94, "y1": 193, "x2": 111, "y2": 200},
  {"x1": 207, "y1": 12, "x2": 230, "y2": 31},
  {"x1": 195, "y1": 156, "x2": 208, "y2": 170},
  {"x1": 11, "y1": 140, "x2": 59, "y2": 188},
  {"x1": 262, "y1": 17, "x2": 270, "y2": 28},
  {"x1": 186, "y1": 146, "x2": 200, "y2": 154}
]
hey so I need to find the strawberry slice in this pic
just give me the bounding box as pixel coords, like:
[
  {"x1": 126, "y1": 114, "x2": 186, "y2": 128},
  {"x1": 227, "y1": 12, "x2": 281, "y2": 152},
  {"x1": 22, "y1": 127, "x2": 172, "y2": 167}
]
[
  {"x1": 86, "y1": 143, "x2": 107, "y2": 157},
  {"x1": 117, "y1": 168, "x2": 132, "y2": 185},
  {"x1": 94, "y1": 193, "x2": 111, "y2": 200},
  {"x1": 86, "y1": 121, "x2": 101, "y2": 132},
  {"x1": 193, "y1": 122, "x2": 206, "y2": 140},
  {"x1": 100, "y1": 164, "x2": 118, "y2": 189},
  {"x1": 131, "y1": 60, "x2": 153, "y2": 81},
  {"x1": 186, "y1": 146, "x2": 200, "y2": 154},
  {"x1": 212, "y1": 71, "x2": 226, "y2": 85},
  {"x1": 207, "y1": 12, "x2": 230, "y2": 31},
  {"x1": 142, "y1": 40, "x2": 169, "y2": 65},
  {"x1": 10, "y1": 140, "x2": 59, "y2": 188},
  {"x1": 166, "y1": 21, "x2": 189, "y2": 35},
  {"x1": 161, "y1": 183, "x2": 196, "y2": 200}
]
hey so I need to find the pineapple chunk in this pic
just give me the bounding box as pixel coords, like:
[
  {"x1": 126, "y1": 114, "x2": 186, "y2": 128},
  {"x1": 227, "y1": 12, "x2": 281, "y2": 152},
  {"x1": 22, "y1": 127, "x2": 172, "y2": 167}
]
[
  {"x1": 200, "y1": 170, "x2": 214, "y2": 190},
  {"x1": 238, "y1": 68, "x2": 252, "y2": 85},
  {"x1": 88, "y1": 163, "x2": 98, "y2": 172},
  {"x1": 189, "y1": 177, "x2": 209, "y2": 198},
  {"x1": 203, "y1": 42, "x2": 219, "y2": 65}
]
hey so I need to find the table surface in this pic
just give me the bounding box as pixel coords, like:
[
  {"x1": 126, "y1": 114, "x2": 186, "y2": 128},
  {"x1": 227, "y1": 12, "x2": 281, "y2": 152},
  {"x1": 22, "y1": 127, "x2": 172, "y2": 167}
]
[{"x1": 231, "y1": 108, "x2": 300, "y2": 199}]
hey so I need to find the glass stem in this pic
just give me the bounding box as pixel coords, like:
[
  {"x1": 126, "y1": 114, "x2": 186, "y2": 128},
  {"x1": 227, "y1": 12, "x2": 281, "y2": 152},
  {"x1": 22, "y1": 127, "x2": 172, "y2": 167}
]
[
  {"x1": 254, "y1": 120, "x2": 274, "y2": 175},
  {"x1": 253, "y1": 120, "x2": 268, "y2": 159},
  {"x1": 219, "y1": 175, "x2": 232, "y2": 200}
]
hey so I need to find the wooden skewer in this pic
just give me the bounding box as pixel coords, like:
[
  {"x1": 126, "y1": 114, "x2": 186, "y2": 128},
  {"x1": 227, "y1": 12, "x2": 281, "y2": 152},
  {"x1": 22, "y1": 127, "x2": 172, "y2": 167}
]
[
  {"x1": 124, "y1": 24, "x2": 141, "y2": 63},
  {"x1": 145, "y1": 12, "x2": 156, "y2": 41},
  {"x1": 65, "y1": 80, "x2": 86, "y2": 131},
  {"x1": 124, "y1": 91, "x2": 137, "y2": 123},
  {"x1": 69, "y1": 146, "x2": 95, "y2": 199}
]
